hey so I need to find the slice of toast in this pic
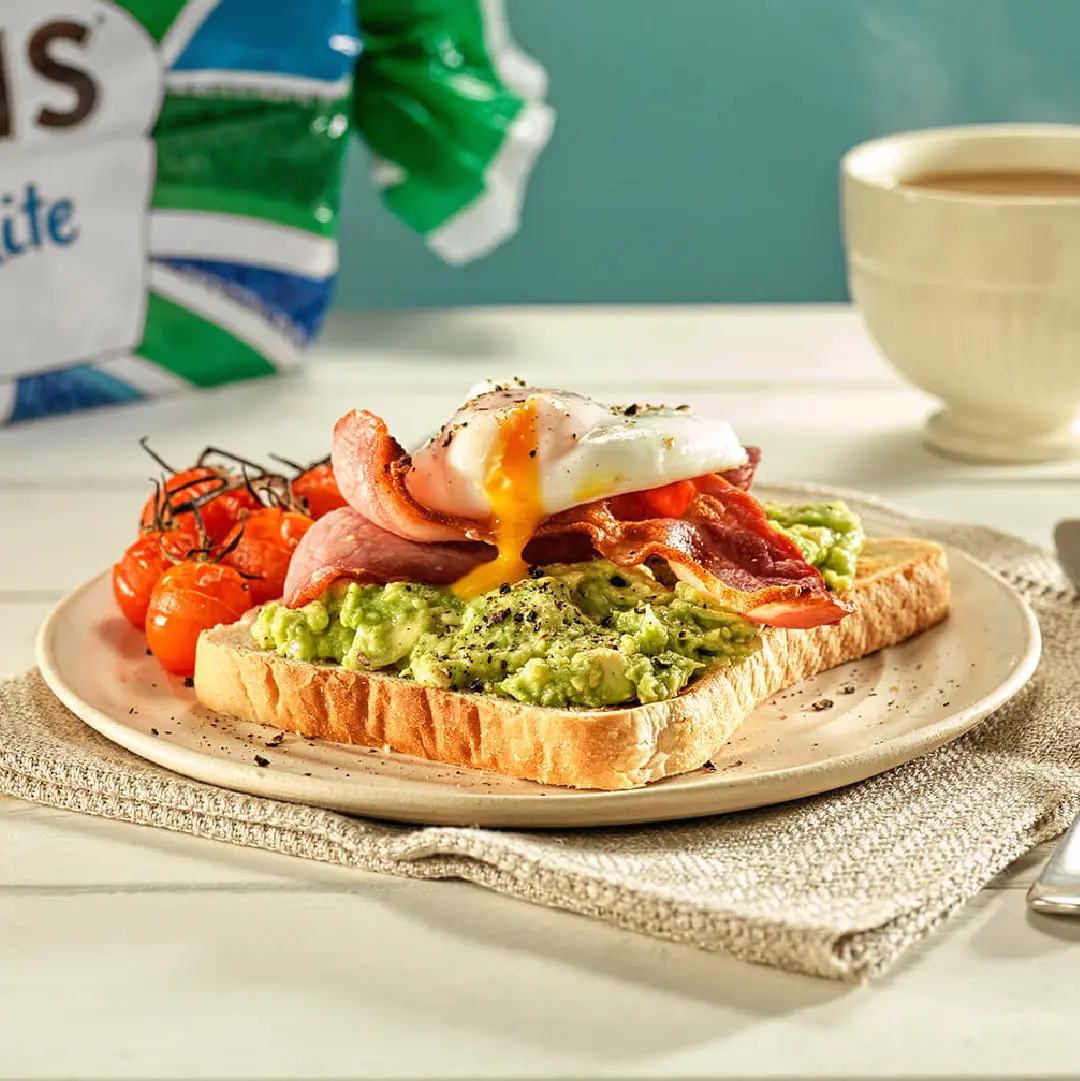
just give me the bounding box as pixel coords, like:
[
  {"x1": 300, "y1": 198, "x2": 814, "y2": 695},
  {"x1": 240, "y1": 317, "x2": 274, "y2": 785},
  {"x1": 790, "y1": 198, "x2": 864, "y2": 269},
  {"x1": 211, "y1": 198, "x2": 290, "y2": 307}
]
[{"x1": 193, "y1": 538, "x2": 949, "y2": 790}]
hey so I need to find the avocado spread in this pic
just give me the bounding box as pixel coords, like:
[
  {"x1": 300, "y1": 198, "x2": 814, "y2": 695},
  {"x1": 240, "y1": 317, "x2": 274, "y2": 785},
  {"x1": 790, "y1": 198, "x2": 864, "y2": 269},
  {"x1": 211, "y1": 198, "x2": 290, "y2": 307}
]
[
  {"x1": 253, "y1": 561, "x2": 761, "y2": 709},
  {"x1": 252, "y1": 500, "x2": 864, "y2": 709},
  {"x1": 764, "y1": 500, "x2": 864, "y2": 591}
]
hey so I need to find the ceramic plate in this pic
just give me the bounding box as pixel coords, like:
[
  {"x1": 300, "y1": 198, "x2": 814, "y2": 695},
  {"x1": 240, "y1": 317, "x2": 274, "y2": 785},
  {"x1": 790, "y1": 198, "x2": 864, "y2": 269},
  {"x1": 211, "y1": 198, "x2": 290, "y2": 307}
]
[{"x1": 36, "y1": 533, "x2": 1040, "y2": 829}]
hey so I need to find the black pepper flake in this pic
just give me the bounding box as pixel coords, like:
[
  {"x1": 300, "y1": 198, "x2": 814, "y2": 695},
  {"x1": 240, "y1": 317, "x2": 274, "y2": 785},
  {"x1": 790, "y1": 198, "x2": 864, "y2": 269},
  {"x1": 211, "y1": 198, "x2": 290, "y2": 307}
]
[
  {"x1": 254, "y1": 755, "x2": 270, "y2": 767},
  {"x1": 514, "y1": 611, "x2": 524, "y2": 623},
  {"x1": 485, "y1": 609, "x2": 511, "y2": 626},
  {"x1": 840, "y1": 684, "x2": 856, "y2": 695},
  {"x1": 499, "y1": 582, "x2": 511, "y2": 595},
  {"x1": 150, "y1": 727, "x2": 159, "y2": 736},
  {"x1": 810, "y1": 698, "x2": 834, "y2": 712},
  {"x1": 265, "y1": 732, "x2": 285, "y2": 747},
  {"x1": 469, "y1": 679, "x2": 484, "y2": 693},
  {"x1": 145, "y1": 648, "x2": 152, "y2": 656},
  {"x1": 127, "y1": 707, "x2": 136, "y2": 715},
  {"x1": 942, "y1": 701, "x2": 950, "y2": 707},
  {"x1": 528, "y1": 449, "x2": 537, "y2": 458},
  {"x1": 702, "y1": 760, "x2": 717, "y2": 772},
  {"x1": 183, "y1": 677, "x2": 194, "y2": 688},
  {"x1": 609, "y1": 574, "x2": 628, "y2": 587},
  {"x1": 733, "y1": 759, "x2": 744, "y2": 767},
  {"x1": 164, "y1": 731, "x2": 172, "y2": 736},
  {"x1": 624, "y1": 404, "x2": 639, "y2": 416}
]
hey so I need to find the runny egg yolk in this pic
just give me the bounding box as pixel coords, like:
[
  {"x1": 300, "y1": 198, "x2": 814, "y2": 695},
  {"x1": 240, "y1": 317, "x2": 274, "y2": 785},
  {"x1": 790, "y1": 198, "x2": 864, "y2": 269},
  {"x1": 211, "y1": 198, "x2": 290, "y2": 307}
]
[{"x1": 452, "y1": 399, "x2": 543, "y2": 599}]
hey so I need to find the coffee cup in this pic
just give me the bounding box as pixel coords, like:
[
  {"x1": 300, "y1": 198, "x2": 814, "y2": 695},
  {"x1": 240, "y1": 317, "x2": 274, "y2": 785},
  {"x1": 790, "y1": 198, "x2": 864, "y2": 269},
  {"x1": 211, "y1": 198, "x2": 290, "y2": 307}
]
[{"x1": 842, "y1": 123, "x2": 1080, "y2": 463}]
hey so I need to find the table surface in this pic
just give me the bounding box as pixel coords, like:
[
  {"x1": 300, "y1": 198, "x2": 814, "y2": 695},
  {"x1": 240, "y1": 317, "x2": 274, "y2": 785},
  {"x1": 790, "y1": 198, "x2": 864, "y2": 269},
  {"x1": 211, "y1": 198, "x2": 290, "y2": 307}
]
[{"x1": 2, "y1": 305, "x2": 1077, "y2": 1080}]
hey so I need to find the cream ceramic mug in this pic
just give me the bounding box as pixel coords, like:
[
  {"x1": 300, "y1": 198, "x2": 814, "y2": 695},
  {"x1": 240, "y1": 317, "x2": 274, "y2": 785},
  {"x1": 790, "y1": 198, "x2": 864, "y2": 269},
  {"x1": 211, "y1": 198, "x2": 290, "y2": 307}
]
[{"x1": 841, "y1": 123, "x2": 1080, "y2": 463}]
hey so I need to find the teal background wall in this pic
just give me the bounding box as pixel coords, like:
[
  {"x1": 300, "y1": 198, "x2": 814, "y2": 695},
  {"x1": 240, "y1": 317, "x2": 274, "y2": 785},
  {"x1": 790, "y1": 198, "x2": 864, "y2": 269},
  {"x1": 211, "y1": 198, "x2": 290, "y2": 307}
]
[{"x1": 334, "y1": 0, "x2": 1080, "y2": 309}]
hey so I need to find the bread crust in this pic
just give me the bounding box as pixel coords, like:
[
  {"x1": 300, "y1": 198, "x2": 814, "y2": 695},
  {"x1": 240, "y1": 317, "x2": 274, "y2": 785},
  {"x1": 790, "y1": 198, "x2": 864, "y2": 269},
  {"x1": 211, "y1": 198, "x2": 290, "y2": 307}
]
[{"x1": 194, "y1": 538, "x2": 950, "y2": 790}]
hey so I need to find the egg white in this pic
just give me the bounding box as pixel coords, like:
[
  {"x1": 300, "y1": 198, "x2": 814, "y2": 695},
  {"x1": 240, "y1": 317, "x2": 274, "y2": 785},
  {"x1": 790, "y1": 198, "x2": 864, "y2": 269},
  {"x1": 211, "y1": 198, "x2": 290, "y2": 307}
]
[{"x1": 407, "y1": 384, "x2": 748, "y2": 520}]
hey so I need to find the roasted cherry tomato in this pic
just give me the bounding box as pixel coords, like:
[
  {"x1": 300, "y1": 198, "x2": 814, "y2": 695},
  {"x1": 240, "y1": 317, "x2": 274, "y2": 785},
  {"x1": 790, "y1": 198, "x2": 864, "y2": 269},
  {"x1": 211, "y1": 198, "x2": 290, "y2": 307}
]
[
  {"x1": 112, "y1": 529, "x2": 199, "y2": 629},
  {"x1": 140, "y1": 467, "x2": 263, "y2": 543},
  {"x1": 198, "y1": 485, "x2": 263, "y2": 542},
  {"x1": 224, "y1": 507, "x2": 313, "y2": 605},
  {"x1": 291, "y1": 463, "x2": 347, "y2": 519},
  {"x1": 145, "y1": 562, "x2": 252, "y2": 677},
  {"x1": 140, "y1": 467, "x2": 223, "y2": 531},
  {"x1": 610, "y1": 478, "x2": 699, "y2": 521}
]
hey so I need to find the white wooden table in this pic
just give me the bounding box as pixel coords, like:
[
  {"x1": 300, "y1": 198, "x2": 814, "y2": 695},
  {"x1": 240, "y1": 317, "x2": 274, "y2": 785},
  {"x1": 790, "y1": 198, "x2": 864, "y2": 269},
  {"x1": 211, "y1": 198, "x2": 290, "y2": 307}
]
[{"x1": 1, "y1": 306, "x2": 1077, "y2": 1079}]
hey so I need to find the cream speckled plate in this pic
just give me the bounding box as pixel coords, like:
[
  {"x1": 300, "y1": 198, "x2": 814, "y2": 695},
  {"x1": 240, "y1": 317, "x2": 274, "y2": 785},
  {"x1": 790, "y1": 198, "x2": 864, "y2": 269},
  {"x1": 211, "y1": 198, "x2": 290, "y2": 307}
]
[{"x1": 36, "y1": 527, "x2": 1040, "y2": 829}]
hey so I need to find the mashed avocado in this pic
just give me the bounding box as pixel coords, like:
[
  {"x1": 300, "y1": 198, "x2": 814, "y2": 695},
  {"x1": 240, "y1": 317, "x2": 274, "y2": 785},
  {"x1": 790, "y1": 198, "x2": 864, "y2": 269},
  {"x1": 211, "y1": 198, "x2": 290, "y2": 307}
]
[
  {"x1": 252, "y1": 500, "x2": 864, "y2": 709},
  {"x1": 764, "y1": 500, "x2": 864, "y2": 591},
  {"x1": 253, "y1": 561, "x2": 761, "y2": 710}
]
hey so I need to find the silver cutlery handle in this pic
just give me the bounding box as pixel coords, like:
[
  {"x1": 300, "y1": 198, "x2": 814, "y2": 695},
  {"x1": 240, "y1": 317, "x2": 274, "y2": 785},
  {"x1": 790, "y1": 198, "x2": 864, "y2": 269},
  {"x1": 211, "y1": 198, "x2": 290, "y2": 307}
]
[{"x1": 1028, "y1": 812, "x2": 1080, "y2": 914}]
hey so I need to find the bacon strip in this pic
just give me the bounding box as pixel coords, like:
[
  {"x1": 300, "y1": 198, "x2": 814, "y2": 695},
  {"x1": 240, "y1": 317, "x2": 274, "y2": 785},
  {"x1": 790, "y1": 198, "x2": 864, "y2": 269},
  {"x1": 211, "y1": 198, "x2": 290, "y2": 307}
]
[
  {"x1": 714, "y1": 446, "x2": 761, "y2": 491},
  {"x1": 536, "y1": 479, "x2": 852, "y2": 628},
  {"x1": 332, "y1": 410, "x2": 487, "y2": 544},
  {"x1": 283, "y1": 507, "x2": 492, "y2": 608},
  {"x1": 285, "y1": 498, "x2": 850, "y2": 629}
]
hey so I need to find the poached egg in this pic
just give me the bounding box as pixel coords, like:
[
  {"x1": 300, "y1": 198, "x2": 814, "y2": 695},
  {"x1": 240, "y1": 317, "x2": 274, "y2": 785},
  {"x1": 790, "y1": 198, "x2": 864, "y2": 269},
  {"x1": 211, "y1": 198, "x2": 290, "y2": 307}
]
[{"x1": 407, "y1": 383, "x2": 748, "y2": 598}]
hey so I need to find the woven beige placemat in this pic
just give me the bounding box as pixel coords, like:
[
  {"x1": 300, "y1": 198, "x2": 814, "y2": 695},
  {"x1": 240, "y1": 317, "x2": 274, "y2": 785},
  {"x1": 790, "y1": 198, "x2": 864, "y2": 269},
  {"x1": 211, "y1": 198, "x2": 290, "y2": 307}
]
[{"x1": 1, "y1": 491, "x2": 1077, "y2": 983}]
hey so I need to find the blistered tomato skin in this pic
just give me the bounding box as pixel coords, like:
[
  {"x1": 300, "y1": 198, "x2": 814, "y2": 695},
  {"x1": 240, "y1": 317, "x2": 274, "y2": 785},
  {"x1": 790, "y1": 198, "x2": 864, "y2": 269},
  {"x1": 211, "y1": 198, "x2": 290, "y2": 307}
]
[
  {"x1": 145, "y1": 562, "x2": 251, "y2": 677},
  {"x1": 292, "y1": 464, "x2": 347, "y2": 520},
  {"x1": 140, "y1": 468, "x2": 262, "y2": 543},
  {"x1": 224, "y1": 508, "x2": 313, "y2": 605},
  {"x1": 112, "y1": 529, "x2": 198, "y2": 629}
]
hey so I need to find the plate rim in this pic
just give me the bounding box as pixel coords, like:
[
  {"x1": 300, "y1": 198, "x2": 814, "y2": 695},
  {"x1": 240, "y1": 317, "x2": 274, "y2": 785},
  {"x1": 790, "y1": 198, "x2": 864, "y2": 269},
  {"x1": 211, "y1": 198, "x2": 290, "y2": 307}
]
[{"x1": 35, "y1": 545, "x2": 1042, "y2": 829}]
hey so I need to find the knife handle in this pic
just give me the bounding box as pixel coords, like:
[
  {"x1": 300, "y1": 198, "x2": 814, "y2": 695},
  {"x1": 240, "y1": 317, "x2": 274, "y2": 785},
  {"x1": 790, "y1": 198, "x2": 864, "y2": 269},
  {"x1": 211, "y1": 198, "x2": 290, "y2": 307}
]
[{"x1": 1027, "y1": 812, "x2": 1080, "y2": 915}]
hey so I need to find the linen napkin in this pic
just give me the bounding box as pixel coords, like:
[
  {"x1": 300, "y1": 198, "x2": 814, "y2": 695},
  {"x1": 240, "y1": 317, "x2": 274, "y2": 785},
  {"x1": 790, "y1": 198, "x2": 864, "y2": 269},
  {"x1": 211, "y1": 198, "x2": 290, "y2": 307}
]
[{"x1": 1, "y1": 490, "x2": 1077, "y2": 983}]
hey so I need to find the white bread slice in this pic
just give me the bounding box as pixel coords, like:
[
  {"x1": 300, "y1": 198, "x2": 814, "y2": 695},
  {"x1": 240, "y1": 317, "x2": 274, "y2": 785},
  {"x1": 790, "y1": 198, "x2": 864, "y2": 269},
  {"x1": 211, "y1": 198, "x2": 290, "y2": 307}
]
[{"x1": 193, "y1": 538, "x2": 949, "y2": 790}]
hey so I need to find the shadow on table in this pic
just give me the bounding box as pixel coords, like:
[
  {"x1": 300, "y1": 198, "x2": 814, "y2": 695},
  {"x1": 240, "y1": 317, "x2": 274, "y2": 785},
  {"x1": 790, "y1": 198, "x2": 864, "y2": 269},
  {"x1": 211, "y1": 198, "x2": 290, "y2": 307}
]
[
  {"x1": 968, "y1": 886, "x2": 1080, "y2": 963},
  {"x1": 803, "y1": 427, "x2": 1079, "y2": 492},
  {"x1": 363, "y1": 874, "x2": 851, "y2": 1055},
  {"x1": 1026, "y1": 910, "x2": 1080, "y2": 943}
]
